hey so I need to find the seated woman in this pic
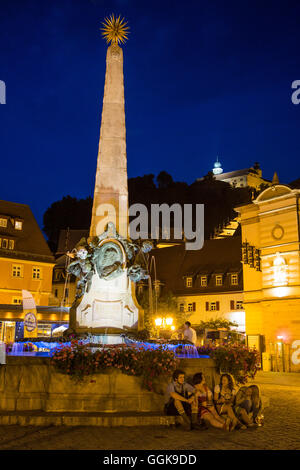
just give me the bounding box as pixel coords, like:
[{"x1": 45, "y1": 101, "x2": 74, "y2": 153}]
[
  {"x1": 214, "y1": 373, "x2": 246, "y2": 430},
  {"x1": 192, "y1": 372, "x2": 231, "y2": 431},
  {"x1": 248, "y1": 385, "x2": 262, "y2": 423},
  {"x1": 234, "y1": 385, "x2": 259, "y2": 427}
]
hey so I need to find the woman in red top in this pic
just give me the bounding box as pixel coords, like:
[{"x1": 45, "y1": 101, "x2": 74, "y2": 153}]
[{"x1": 192, "y1": 373, "x2": 231, "y2": 431}]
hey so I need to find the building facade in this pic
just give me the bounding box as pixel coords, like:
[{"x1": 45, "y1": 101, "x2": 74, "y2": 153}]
[
  {"x1": 209, "y1": 160, "x2": 272, "y2": 190},
  {"x1": 236, "y1": 184, "x2": 300, "y2": 371},
  {"x1": 0, "y1": 200, "x2": 56, "y2": 342},
  {"x1": 151, "y1": 237, "x2": 245, "y2": 332}
]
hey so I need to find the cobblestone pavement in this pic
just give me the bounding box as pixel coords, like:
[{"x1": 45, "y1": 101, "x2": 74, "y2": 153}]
[{"x1": 0, "y1": 372, "x2": 299, "y2": 450}]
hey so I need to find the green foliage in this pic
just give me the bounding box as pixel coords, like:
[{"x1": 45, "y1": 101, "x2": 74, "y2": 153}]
[
  {"x1": 138, "y1": 288, "x2": 188, "y2": 335},
  {"x1": 43, "y1": 195, "x2": 92, "y2": 252},
  {"x1": 195, "y1": 318, "x2": 239, "y2": 332},
  {"x1": 51, "y1": 341, "x2": 179, "y2": 391}
]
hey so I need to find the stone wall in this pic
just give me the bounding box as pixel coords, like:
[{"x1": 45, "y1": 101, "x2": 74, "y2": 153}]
[{"x1": 0, "y1": 356, "x2": 219, "y2": 414}]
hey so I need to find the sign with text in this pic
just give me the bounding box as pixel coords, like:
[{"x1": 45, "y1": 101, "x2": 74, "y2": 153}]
[{"x1": 22, "y1": 290, "x2": 38, "y2": 338}]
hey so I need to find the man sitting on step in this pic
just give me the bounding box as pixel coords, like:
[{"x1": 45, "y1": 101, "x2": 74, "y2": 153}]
[{"x1": 164, "y1": 369, "x2": 204, "y2": 430}]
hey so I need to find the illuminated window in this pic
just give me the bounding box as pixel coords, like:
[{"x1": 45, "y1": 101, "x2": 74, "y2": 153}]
[
  {"x1": 273, "y1": 252, "x2": 288, "y2": 286},
  {"x1": 179, "y1": 303, "x2": 185, "y2": 312},
  {"x1": 32, "y1": 267, "x2": 41, "y2": 279},
  {"x1": 186, "y1": 277, "x2": 193, "y2": 288},
  {"x1": 2, "y1": 239, "x2": 8, "y2": 249},
  {"x1": 215, "y1": 275, "x2": 223, "y2": 286},
  {"x1": 0, "y1": 218, "x2": 7, "y2": 227},
  {"x1": 15, "y1": 220, "x2": 23, "y2": 230},
  {"x1": 8, "y1": 240, "x2": 14, "y2": 250},
  {"x1": 12, "y1": 264, "x2": 23, "y2": 278},
  {"x1": 231, "y1": 274, "x2": 238, "y2": 285},
  {"x1": 201, "y1": 276, "x2": 207, "y2": 287},
  {"x1": 206, "y1": 301, "x2": 220, "y2": 311}
]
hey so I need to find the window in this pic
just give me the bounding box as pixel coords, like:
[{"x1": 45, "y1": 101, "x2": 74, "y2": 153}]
[
  {"x1": 15, "y1": 220, "x2": 23, "y2": 230},
  {"x1": 8, "y1": 240, "x2": 14, "y2": 250},
  {"x1": 32, "y1": 267, "x2": 41, "y2": 279},
  {"x1": 230, "y1": 300, "x2": 244, "y2": 310},
  {"x1": 206, "y1": 301, "x2": 220, "y2": 311},
  {"x1": 12, "y1": 297, "x2": 22, "y2": 305},
  {"x1": 65, "y1": 288, "x2": 69, "y2": 298},
  {"x1": 187, "y1": 302, "x2": 196, "y2": 312},
  {"x1": 201, "y1": 276, "x2": 207, "y2": 287},
  {"x1": 231, "y1": 274, "x2": 238, "y2": 285},
  {"x1": 215, "y1": 275, "x2": 223, "y2": 286},
  {"x1": 54, "y1": 289, "x2": 58, "y2": 298},
  {"x1": 1, "y1": 239, "x2": 8, "y2": 249},
  {"x1": 186, "y1": 277, "x2": 193, "y2": 288},
  {"x1": 179, "y1": 303, "x2": 185, "y2": 312},
  {"x1": 12, "y1": 264, "x2": 23, "y2": 278},
  {"x1": 0, "y1": 218, "x2": 7, "y2": 227}
]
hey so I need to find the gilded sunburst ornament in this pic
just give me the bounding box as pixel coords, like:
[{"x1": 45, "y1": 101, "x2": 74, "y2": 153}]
[{"x1": 101, "y1": 14, "x2": 129, "y2": 45}]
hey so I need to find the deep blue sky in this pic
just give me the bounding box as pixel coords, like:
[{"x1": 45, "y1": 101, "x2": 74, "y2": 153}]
[{"x1": 1, "y1": 0, "x2": 300, "y2": 227}]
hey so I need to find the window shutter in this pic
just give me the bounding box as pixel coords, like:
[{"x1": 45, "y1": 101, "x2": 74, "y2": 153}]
[
  {"x1": 205, "y1": 302, "x2": 209, "y2": 311},
  {"x1": 230, "y1": 300, "x2": 235, "y2": 310},
  {"x1": 193, "y1": 302, "x2": 196, "y2": 311},
  {"x1": 216, "y1": 301, "x2": 220, "y2": 311}
]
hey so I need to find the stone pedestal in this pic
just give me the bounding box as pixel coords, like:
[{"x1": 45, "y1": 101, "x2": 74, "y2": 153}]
[{"x1": 75, "y1": 270, "x2": 141, "y2": 332}]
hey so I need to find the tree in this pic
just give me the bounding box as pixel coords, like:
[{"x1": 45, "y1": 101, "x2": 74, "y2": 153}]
[
  {"x1": 43, "y1": 195, "x2": 92, "y2": 253},
  {"x1": 138, "y1": 288, "x2": 189, "y2": 337},
  {"x1": 157, "y1": 171, "x2": 174, "y2": 189}
]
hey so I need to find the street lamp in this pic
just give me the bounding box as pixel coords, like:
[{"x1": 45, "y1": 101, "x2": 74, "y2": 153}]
[{"x1": 154, "y1": 316, "x2": 174, "y2": 337}]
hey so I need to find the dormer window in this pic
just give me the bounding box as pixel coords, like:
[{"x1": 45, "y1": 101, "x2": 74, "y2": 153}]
[
  {"x1": 15, "y1": 220, "x2": 23, "y2": 230},
  {"x1": 215, "y1": 275, "x2": 223, "y2": 286},
  {"x1": 201, "y1": 276, "x2": 207, "y2": 287},
  {"x1": 0, "y1": 238, "x2": 15, "y2": 250},
  {"x1": 231, "y1": 273, "x2": 238, "y2": 285},
  {"x1": 1, "y1": 239, "x2": 8, "y2": 249},
  {"x1": 0, "y1": 218, "x2": 7, "y2": 228},
  {"x1": 186, "y1": 277, "x2": 193, "y2": 288}
]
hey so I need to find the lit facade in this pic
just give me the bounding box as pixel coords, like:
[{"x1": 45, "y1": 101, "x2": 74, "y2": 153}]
[
  {"x1": 151, "y1": 238, "x2": 245, "y2": 332},
  {"x1": 0, "y1": 200, "x2": 56, "y2": 342},
  {"x1": 236, "y1": 185, "x2": 300, "y2": 371}
]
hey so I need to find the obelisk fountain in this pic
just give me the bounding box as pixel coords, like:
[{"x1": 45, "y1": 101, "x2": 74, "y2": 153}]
[{"x1": 67, "y1": 16, "x2": 150, "y2": 337}]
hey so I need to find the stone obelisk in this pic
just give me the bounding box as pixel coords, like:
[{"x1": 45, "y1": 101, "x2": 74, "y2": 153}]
[
  {"x1": 68, "y1": 16, "x2": 144, "y2": 336},
  {"x1": 90, "y1": 42, "x2": 128, "y2": 238}
]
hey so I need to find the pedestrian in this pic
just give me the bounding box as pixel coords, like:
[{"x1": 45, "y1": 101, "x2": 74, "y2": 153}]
[{"x1": 183, "y1": 321, "x2": 197, "y2": 345}]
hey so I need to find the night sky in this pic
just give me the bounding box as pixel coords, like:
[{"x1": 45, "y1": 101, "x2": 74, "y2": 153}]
[{"x1": 1, "y1": 0, "x2": 300, "y2": 228}]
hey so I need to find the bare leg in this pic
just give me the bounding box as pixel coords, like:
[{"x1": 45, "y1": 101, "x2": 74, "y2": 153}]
[
  {"x1": 203, "y1": 413, "x2": 229, "y2": 430},
  {"x1": 239, "y1": 408, "x2": 252, "y2": 426}
]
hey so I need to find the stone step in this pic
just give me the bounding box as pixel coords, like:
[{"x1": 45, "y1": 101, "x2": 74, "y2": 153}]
[{"x1": 0, "y1": 410, "x2": 176, "y2": 427}]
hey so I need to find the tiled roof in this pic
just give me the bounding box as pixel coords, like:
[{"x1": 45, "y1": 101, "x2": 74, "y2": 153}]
[
  {"x1": 214, "y1": 169, "x2": 250, "y2": 179},
  {"x1": 151, "y1": 236, "x2": 243, "y2": 295},
  {"x1": 0, "y1": 200, "x2": 54, "y2": 263}
]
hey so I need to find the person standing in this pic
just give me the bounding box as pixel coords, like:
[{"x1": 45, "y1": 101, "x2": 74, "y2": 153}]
[{"x1": 183, "y1": 321, "x2": 197, "y2": 345}]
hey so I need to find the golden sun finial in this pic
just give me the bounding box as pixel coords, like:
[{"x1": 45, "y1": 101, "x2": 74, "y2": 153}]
[{"x1": 101, "y1": 14, "x2": 129, "y2": 46}]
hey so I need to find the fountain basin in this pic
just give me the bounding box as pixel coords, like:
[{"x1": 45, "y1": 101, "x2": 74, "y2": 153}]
[{"x1": 0, "y1": 356, "x2": 219, "y2": 414}]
